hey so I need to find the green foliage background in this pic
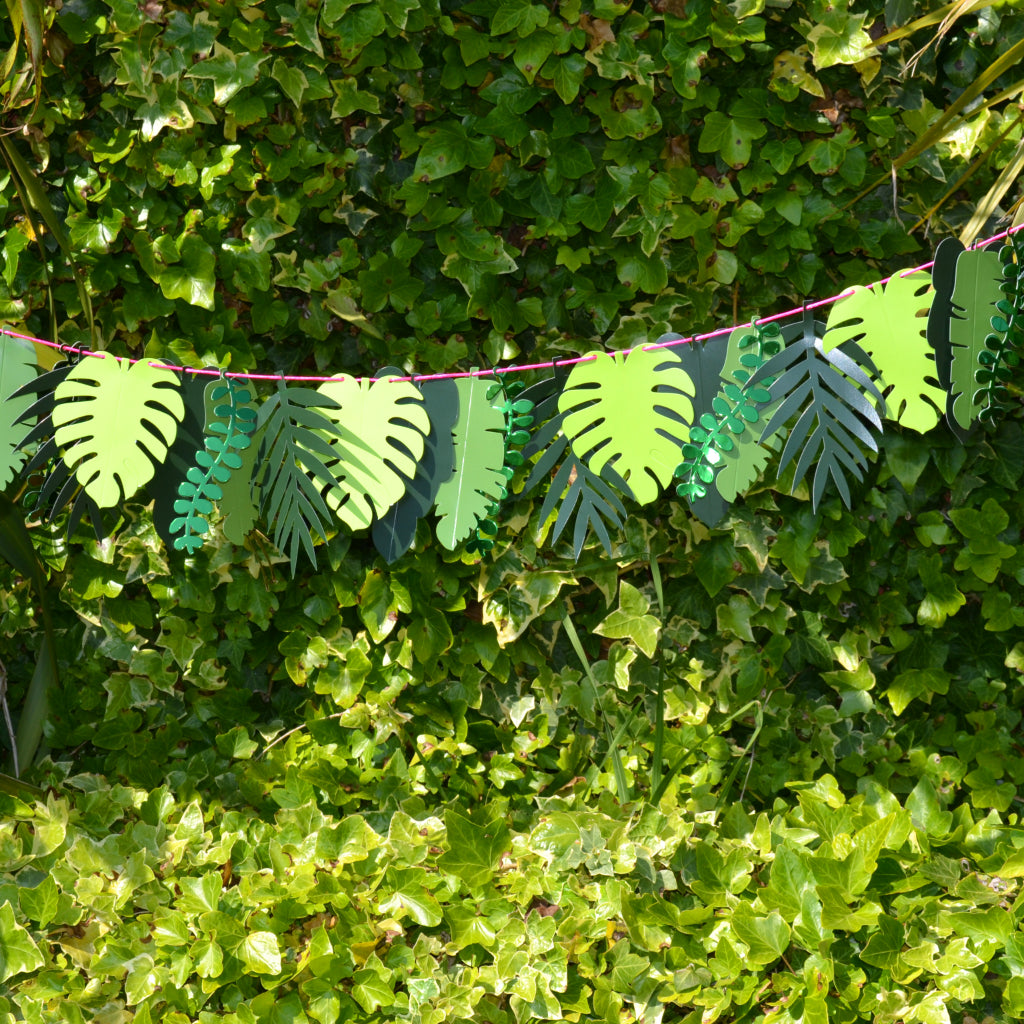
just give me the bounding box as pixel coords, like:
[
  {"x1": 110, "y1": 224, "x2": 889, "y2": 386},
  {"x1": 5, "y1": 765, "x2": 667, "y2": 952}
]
[{"x1": 3, "y1": 1, "x2": 1024, "y2": 1022}]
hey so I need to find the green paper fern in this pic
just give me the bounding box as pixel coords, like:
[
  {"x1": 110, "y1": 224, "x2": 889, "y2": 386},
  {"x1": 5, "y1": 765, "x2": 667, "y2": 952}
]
[
  {"x1": 975, "y1": 235, "x2": 1024, "y2": 424},
  {"x1": 169, "y1": 377, "x2": 258, "y2": 554},
  {"x1": 674, "y1": 321, "x2": 781, "y2": 503}
]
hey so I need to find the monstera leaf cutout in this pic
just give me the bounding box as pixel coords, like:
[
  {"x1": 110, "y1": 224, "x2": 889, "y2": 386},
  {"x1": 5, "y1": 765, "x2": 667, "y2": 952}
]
[
  {"x1": 255, "y1": 382, "x2": 343, "y2": 572},
  {"x1": 52, "y1": 356, "x2": 184, "y2": 507},
  {"x1": 559, "y1": 346, "x2": 695, "y2": 505},
  {"x1": 751, "y1": 313, "x2": 884, "y2": 510},
  {"x1": 373, "y1": 378, "x2": 459, "y2": 563},
  {"x1": 316, "y1": 374, "x2": 430, "y2": 531},
  {"x1": 946, "y1": 247, "x2": 1008, "y2": 435},
  {"x1": 823, "y1": 270, "x2": 942, "y2": 433},
  {"x1": 169, "y1": 376, "x2": 258, "y2": 553},
  {"x1": 434, "y1": 377, "x2": 507, "y2": 550},
  {"x1": 0, "y1": 336, "x2": 39, "y2": 488}
]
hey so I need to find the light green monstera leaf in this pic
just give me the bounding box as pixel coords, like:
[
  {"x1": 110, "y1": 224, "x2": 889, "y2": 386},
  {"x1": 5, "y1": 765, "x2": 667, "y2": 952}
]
[
  {"x1": 317, "y1": 374, "x2": 430, "y2": 531},
  {"x1": 434, "y1": 377, "x2": 507, "y2": 550},
  {"x1": 52, "y1": 356, "x2": 184, "y2": 507},
  {"x1": 559, "y1": 346, "x2": 695, "y2": 505},
  {"x1": 823, "y1": 269, "x2": 943, "y2": 433},
  {"x1": 0, "y1": 336, "x2": 40, "y2": 488}
]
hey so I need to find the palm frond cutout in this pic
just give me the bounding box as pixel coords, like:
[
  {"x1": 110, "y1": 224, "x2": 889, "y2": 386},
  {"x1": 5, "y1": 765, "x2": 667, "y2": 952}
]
[
  {"x1": 823, "y1": 269, "x2": 942, "y2": 433},
  {"x1": 972, "y1": 236, "x2": 1024, "y2": 425},
  {"x1": 559, "y1": 346, "x2": 696, "y2": 505},
  {"x1": 316, "y1": 374, "x2": 430, "y2": 531},
  {"x1": 0, "y1": 336, "x2": 41, "y2": 489},
  {"x1": 675, "y1": 322, "x2": 781, "y2": 525},
  {"x1": 51, "y1": 356, "x2": 185, "y2": 507},
  {"x1": 169, "y1": 376, "x2": 258, "y2": 553},
  {"x1": 433, "y1": 377, "x2": 508, "y2": 550},
  {"x1": 14, "y1": 361, "x2": 109, "y2": 541},
  {"x1": 373, "y1": 378, "x2": 459, "y2": 564},
  {"x1": 255, "y1": 381, "x2": 343, "y2": 572},
  {"x1": 750, "y1": 311, "x2": 885, "y2": 510}
]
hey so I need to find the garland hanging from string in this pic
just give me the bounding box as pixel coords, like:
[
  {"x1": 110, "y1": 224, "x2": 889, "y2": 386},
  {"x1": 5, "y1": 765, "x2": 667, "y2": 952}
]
[{"x1": 2, "y1": 226, "x2": 1023, "y2": 574}]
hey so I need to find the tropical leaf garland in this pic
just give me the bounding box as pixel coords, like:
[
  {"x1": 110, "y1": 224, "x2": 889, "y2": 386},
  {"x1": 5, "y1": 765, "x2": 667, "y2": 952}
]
[
  {"x1": 373, "y1": 378, "x2": 459, "y2": 564},
  {"x1": 945, "y1": 246, "x2": 1007, "y2": 435},
  {"x1": 465, "y1": 377, "x2": 534, "y2": 556},
  {"x1": 169, "y1": 376, "x2": 258, "y2": 554},
  {"x1": 559, "y1": 346, "x2": 696, "y2": 505},
  {"x1": 823, "y1": 269, "x2": 943, "y2": 433},
  {"x1": 0, "y1": 335, "x2": 39, "y2": 489},
  {"x1": 254, "y1": 381, "x2": 343, "y2": 572},
  {"x1": 674, "y1": 321, "x2": 781, "y2": 510},
  {"x1": 751, "y1": 312, "x2": 885, "y2": 510},
  {"x1": 974, "y1": 235, "x2": 1024, "y2": 424},
  {"x1": 434, "y1": 377, "x2": 507, "y2": 551},
  {"x1": 316, "y1": 374, "x2": 430, "y2": 531},
  {"x1": 51, "y1": 356, "x2": 185, "y2": 508}
]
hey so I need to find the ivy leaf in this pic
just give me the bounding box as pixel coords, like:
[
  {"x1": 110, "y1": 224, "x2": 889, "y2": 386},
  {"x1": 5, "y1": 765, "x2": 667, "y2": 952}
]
[
  {"x1": 729, "y1": 905, "x2": 790, "y2": 965},
  {"x1": 52, "y1": 356, "x2": 185, "y2": 507},
  {"x1": 237, "y1": 931, "x2": 281, "y2": 976},
  {"x1": 594, "y1": 581, "x2": 661, "y2": 658},
  {"x1": 438, "y1": 811, "x2": 509, "y2": 890},
  {"x1": 697, "y1": 109, "x2": 767, "y2": 168},
  {"x1": 0, "y1": 901, "x2": 44, "y2": 983}
]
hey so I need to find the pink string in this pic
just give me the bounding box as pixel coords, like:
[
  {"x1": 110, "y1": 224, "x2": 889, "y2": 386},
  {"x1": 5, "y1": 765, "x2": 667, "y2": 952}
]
[{"x1": 8, "y1": 221, "x2": 1022, "y2": 384}]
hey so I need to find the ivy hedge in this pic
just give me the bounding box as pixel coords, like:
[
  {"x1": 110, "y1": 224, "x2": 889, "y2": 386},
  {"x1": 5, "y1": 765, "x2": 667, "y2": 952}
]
[{"x1": 3, "y1": 1, "x2": 1024, "y2": 1023}]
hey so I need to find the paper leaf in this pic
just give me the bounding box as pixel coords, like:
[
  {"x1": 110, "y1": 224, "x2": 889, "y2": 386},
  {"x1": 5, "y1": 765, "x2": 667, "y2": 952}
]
[
  {"x1": 751, "y1": 312, "x2": 884, "y2": 510},
  {"x1": 823, "y1": 269, "x2": 942, "y2": 433},
  {"x1": 316, "y1": 374, "x2": 429, "y2": 531},
  {"x1": 52, "y1": 356, "x2": 185, "y2": 507},
  {"x1": 433, "y1": 377, "x2": 507, "y2": 550},
  {"x1": 169, "y1": 376, "x2": 259, "y2": 553},
  {"x1": 559, "y1": 346, "x2": 695, "y2": 505},
  {"x1": 680, "y1": 324, "x2": 785, "y2": 527},
  {"x1": 218, "y1": 428, "x2": 260, "y2": 545},
  {"x1": 946, "y1": 247, "x2": 1006, "y2": 435},
  {"x1": 927, "y1": 236, "x2": 965, "y2": 393},
  {"x1": 150, "y1": 374, "x2": 208, "y2": 548},
  {"x1": 652, "y1": 331, "x2": 727, "y2": 415},
  {"x1": 0, "y1": 336, "x2": 39, "y2": 488},
  {"x1": 255, "y1": 382, "x2": 343, "y2": 573},
  {"x1": 373, "y1": 378, "x2": 459, "y2": 563}
]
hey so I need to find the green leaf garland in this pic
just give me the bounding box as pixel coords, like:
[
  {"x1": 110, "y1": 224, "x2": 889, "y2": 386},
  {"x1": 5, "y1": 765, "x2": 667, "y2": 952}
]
[
  {"x1": 974, "y1": 236, "x2": 1024, "y2": 424},
  {"x1": 0, "y1": 335, "x2": 39, "y2": 489}
]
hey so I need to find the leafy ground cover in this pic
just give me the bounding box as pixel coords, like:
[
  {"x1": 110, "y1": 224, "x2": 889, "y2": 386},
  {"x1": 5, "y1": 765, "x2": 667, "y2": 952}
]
[{"x1": 2, "y1": 0, "x2": 1024, "y2": 1022}]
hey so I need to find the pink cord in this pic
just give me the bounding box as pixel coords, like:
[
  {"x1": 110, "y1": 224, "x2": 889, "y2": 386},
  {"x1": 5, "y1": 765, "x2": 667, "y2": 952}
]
[{"x1": 9, "y1": 222, "x2": 1022, "y2": 383}]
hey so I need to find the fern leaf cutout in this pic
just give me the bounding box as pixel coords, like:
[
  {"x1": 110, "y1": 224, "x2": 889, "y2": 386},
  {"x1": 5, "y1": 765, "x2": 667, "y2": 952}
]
[
  {"x1": 373, "y1": 378, "x2": 459, "y2": 563},
  {"x1": 0, "y1": 336, "x2": 39, "y2": 488},
  {"x1": 169, "y1": 376, "x2": 258, "y2": 553},
  {"x1": 52, "y1": 356, "x2": 184, "y2": 507},
  {"x1": 823, "y1": 270, "x2": 942, "y2": 433},
  {"x1": 255, "y1": 382, "x2": 344, "y2": 573},
  {"x1": 434, "y1": 377, "x2": 507, "y2": 550},
  {"x1": 316, "y1": 374, "x2": 430, "y2": 531},
  {"x1": 559, "y1": 346, "x2": 695, "y2": 505},
  {"x1": 750, "y1": 312, "x2": 885, "y2": 510}
]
